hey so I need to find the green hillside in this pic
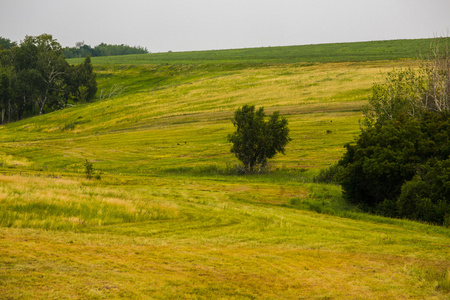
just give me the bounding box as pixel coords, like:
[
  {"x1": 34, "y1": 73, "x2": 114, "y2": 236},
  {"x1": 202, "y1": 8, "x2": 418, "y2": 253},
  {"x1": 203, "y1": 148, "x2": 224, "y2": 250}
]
[
  {"x1": 69, "y1": 38, "x2": 442, "y2": 65},
  {"x1": 1, "y1": 40, "x2": 449, "y2": 299}
]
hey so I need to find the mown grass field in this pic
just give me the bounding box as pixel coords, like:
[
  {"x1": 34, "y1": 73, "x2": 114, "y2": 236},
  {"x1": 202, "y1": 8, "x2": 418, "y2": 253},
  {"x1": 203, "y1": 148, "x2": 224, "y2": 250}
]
[{"x1": 1, "y1": 39, "x2": 449, "y2": 299}]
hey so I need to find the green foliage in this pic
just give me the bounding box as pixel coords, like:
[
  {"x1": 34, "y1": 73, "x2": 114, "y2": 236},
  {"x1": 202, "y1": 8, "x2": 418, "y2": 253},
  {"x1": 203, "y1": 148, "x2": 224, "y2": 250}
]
[
  {"x1": 0, "y1": 36, "x2": 17, "y2": 50},
  {"x1": 0, "y1": 34, "x2": 97, "y2": 123},
  {"x1": 228, "y1": 105, "x2": 290, "y2": 173},
  {"x1": 339, "y1": 38, "x2": 450, "y2": 225},
  {"x1": 339, "y1": 117, "x2": 420, "y2": 208},
  {"x1": 62, "y1": 42, "x2": 148, "y2": 58},
  {"x1": 364, "y1": 38, "x2": 450, "y2": 126},
  {"x1": 84, "y1": 159, "x2": 94, "y2": 179},
  {"x1": 84, "y1": 159, "x2": 100, "y2": 180},
  {"x1": 363, "y1": 68, "x2": 428, "y2": 126},
  {"x1": 339, "y1": 112, "x2": 450, "y2": 220},
  {"x1": 313, "y1": 163, "x2": 344, "y2": 184},
  {"x1": 71, "y1": 56, "x2": 97, "y2": 102},
  {"x1": 397, "y1": 159, "x2": 450, "y2": 224}
]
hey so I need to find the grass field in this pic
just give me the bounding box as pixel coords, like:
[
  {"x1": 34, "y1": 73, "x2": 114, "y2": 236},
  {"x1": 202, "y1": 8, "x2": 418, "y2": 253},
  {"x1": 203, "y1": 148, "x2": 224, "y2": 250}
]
[
  {"x1": 1, "y1": 39, "x2": 449, "y2": 299},
  {"x1": 68, "y1": 38, "x2": 443, "y2": 65}
]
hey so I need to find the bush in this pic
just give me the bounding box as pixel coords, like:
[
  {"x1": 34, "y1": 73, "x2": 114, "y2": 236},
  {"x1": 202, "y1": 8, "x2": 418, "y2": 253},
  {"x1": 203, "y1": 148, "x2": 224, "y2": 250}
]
[
  {"x1": 84, "y1": 159, "x2": 94, "y2": 179},
  {"x1": 83, "y1": 159, "x2": 101, "y2": 180},
  {"x1": 337, "y1": 37, "x2": 450, "y2": 223},
  {"x1": 338, "y1": 116, "x2": 424, "y2": 208},
  {"x1": 338, "y1": 112, "x2": 450, "y2": 224},
  {"x1": 313, "y1": 163, "x2": 343, "y2": 184},
  {"x1": 397, "y1": 159, "x2": 450, "y2": 224}
]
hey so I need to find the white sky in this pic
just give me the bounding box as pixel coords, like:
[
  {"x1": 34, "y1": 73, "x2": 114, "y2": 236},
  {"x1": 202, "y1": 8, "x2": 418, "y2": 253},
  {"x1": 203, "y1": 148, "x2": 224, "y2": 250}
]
[{"x1": 1, "y1": 0, "x2": 449, "y2": 52}]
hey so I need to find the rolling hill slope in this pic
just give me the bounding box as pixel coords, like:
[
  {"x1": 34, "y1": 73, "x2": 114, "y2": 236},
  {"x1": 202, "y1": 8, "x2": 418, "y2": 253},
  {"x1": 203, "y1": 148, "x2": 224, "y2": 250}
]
[{"x1": 0, "y1": 40, "x2": 449, "y2": 299}]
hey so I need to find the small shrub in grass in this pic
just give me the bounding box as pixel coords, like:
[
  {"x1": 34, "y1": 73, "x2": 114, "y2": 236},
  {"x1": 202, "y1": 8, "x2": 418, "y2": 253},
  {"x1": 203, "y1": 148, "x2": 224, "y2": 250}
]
[
  {"x1": 289, "y1": 197, "x2": 301, "y2": 206},
  {"x1": 84, "y1": 159, "x2": 101, "y2": 180},
  {"x1": 84, "y1": 159, "x2": 93, "y2": 179}
]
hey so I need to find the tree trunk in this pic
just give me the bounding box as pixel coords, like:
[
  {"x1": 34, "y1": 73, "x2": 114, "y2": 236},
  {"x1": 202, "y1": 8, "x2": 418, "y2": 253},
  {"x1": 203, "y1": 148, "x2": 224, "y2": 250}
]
[{"x1": 39, "y1": 92, "x2": 49, "y2": 115}]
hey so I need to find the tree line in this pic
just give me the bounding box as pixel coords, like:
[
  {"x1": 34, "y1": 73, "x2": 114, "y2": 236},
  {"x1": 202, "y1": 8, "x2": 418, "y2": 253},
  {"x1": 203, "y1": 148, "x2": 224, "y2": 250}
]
[
  {"x1": 62, "y1": 41, "x2": 149, "y2": 58},
  {"x1": 0, "y1": 34, "x2": 97, "y2": 123}
]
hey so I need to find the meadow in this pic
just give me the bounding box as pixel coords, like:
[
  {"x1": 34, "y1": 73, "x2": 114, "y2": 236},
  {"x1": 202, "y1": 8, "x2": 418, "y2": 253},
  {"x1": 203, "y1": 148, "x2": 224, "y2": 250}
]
[{"x1": 0, "y1": 39, "x2": 449, "y2": 299}]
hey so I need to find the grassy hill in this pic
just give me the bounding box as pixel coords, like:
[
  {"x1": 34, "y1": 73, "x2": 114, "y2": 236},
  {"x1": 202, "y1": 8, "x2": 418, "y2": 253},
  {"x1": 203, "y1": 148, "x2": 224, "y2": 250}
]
[
  {"x1": 1, "y1": 39, "x2": 449, "y2": 299},
  {"x1": 69, "y1": 38, "x2": 442, "y2": 65}
]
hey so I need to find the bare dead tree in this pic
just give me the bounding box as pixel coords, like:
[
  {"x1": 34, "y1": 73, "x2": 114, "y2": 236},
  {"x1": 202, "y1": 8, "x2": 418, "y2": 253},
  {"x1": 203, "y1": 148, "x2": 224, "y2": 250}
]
[{"x1": 423, "y1": 37, "x2": 450, "y2": 112}]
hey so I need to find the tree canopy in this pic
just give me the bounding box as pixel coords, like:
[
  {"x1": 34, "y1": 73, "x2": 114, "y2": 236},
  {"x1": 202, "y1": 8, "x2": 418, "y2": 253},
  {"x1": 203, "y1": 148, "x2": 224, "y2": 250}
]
[
  {"x1": 62, "y1": 42, "x2": 149, "y2": 58},
  {"x1": 0, "y1": 37, "x2": 17, "y2": 50},
  {"x1": 228, "y1": 105, "x2": 291, "y2": 173},
  {"x1": 337, "y1": 38, "x2": 450, "y2": 225},
  {"x1": 0, "y1": 34, "x2": 97, "y2": 123}
]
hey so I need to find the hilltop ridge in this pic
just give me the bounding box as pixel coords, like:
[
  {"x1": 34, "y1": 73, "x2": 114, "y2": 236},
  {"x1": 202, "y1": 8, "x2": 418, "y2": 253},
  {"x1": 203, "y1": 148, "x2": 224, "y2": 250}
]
[{"x1": 68, "y1": 38, "x2": 444, "y2": 65}]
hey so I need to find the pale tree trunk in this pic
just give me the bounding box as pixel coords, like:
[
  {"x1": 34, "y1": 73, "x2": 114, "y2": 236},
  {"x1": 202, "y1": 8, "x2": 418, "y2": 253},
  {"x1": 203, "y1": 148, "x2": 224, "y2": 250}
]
[{"x1": 39, "y1": 94, "x2": 48, "y2": 115}]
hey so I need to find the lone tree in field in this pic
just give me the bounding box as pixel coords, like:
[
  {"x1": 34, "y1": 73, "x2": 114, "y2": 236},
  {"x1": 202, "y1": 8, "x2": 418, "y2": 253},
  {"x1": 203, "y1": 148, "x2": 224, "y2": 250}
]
[{"x1": 228, "y1": 104, "x2": 291, "y2": 173}]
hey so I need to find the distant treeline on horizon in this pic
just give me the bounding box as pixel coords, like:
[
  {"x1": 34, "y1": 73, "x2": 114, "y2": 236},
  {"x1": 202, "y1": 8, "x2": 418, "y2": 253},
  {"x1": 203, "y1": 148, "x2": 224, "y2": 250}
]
[
  {"x1": 62, "y1": 42, "x2": 149, "y2": 58},
  {"x1": 0, "y1": 36, "x2": 149, "y2": 58}
]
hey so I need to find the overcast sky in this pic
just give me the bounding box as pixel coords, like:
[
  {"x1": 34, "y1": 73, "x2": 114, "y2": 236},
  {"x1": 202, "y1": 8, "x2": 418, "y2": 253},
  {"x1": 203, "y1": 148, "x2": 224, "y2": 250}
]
[{"x1": 1, "y1": 0, "x2": 449, "y2": 53}]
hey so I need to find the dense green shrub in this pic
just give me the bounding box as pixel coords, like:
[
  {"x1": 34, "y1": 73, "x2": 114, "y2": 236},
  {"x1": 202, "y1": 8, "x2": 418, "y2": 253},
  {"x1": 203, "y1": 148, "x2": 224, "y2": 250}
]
[
  {"x1": 339, "y1": 117, "x2": 420, "y2": 208},
  {"x1": 313, "y1": 163, "x2": 343, "y2": 184},
  {"x1": 397, "y1": 159, "x2": 450, "y2": 224},
  {"x1": 338, "y1": 39, "x2": 450, "y2": 225},
  {"x1": 338, "y1": 112, "x2": 450, "y2": 223}
]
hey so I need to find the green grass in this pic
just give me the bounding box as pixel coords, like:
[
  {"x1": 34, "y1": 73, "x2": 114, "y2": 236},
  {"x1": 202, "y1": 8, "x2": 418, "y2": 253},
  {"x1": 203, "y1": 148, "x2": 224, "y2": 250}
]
[
  {"x1": 1, "y1": 40, "x2": 449, "y2": 299},
  {"x1": 68, "y1": 38, "x2": 446, "y2": 65}
]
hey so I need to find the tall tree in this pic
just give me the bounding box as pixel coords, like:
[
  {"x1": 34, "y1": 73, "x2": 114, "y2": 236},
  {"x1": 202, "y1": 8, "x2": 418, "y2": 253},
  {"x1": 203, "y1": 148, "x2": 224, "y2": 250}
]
[
  {"x1": 33, "y1": 34, "x2": 71, "y2": 114},
  {"x1": 71, "y1": 55, "x2": 97, "y2": 102},
  {"x1": 0, "y1": 34, "x2": 98, "y2": 123},
  {"x1": 0, "y1": 67, "x2": 10, "y2": 123}
]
